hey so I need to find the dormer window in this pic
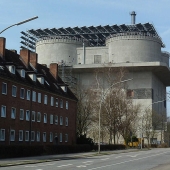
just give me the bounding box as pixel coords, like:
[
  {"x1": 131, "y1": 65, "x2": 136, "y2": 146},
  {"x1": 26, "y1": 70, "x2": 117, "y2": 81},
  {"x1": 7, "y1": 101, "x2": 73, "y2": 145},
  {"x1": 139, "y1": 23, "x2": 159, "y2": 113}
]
[
  {"x1": 17, "y1": 69, "x2": 25, "y2": 78},
  {"x1": 8, "y1": 65, "x2": 15, "y2": 74},
  {"x1": 61, "y1": 86, "x2": 67, "y2": 92},
  {"x1": 29, "y1": 74, "x2": 36, "y2": 82},
  {"x1": 37, "y1": 77, "x2": 44, "y2": 85}
]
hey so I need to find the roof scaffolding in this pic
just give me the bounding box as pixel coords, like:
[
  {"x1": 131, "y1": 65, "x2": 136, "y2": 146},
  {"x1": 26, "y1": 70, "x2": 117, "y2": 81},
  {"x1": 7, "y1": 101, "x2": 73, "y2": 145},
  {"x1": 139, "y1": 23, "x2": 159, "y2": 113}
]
[{"x1": 20, "y1": 23, "x2": 164, "y2": 51}]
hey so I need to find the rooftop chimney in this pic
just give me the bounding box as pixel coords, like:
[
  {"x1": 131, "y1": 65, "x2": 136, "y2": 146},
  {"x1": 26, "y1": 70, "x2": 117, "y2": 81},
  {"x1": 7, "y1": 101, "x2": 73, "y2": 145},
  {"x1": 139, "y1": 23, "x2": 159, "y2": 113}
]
[
  {"x1": 0, "y1": 37, "x2": 6, "y2": 59},
  {"x1": 20, "y1": 49, "x2": 30, "y2": 67},
  {"x1": 50, "y1": 63, "x2": 58, "y2": 80},
  {"x1": 130, "y1": 11, "x2": 136, "y2": 24},
  {"x1": 30, "y1": 52, "x2": 38, "y2": 69}
]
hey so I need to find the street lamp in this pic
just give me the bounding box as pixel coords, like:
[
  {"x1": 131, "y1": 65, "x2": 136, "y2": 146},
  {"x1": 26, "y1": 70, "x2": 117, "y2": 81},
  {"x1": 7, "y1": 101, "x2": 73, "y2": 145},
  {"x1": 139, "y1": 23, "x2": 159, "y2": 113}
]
[
  {"x1": 0, "y1": 16, "x2": 38, "y2": 34},
  {"x1": 140, "y1": 99, "x2": 166, "y2": 149},
  {"x1": 98, "y1": 78, "x2": 133, "y2": 154}
]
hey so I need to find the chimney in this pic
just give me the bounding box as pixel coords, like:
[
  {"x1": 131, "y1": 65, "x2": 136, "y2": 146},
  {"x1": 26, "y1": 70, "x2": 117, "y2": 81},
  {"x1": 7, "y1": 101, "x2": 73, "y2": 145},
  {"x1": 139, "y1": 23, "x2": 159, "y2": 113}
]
[
  {"x1": 30, "y1": 52, "x2": 38, "y2": 69},
  {"x1": 0, "y1": 37, "x2": 6, "y2": 59},
  {"x1": 20, "y1": 49, "x2": 30, "y2": 67},
  {"x1": 50, "y1": 63, "x2": 58, "y2": 80}
]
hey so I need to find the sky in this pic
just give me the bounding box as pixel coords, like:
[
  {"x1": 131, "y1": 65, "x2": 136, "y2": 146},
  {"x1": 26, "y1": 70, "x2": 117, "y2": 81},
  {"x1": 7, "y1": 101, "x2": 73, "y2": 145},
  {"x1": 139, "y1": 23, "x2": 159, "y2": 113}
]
[{"x1": 0, "y1": 0, "x2": 170, "y2": 114}]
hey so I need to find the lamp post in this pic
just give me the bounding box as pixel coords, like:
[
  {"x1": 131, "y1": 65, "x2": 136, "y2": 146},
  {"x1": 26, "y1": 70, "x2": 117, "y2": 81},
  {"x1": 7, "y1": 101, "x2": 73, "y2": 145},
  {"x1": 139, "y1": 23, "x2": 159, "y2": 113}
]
[
  {"x1": 0, "y1": 16, "x2": 38, "y2": 34},
  {"x1": 98, "y1": 78, "x2": 133, "y2": 154},
  {"x1": 140, "y1": 99, "x2": 166, "y2": 149}
]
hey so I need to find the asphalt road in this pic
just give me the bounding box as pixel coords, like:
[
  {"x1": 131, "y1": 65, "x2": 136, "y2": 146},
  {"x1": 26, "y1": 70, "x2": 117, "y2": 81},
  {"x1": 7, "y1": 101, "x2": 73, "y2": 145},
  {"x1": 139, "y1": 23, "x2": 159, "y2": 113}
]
[{"x1": 1, "y1": 148, "x2": 170, "y2": 170}]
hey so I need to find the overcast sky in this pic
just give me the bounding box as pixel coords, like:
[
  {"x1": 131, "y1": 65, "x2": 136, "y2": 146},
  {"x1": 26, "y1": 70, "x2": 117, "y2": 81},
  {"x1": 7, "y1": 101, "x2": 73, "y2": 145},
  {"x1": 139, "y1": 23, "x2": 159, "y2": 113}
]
[{"x1": 0, "y1": 0, "x2": 170, "y2": 114}]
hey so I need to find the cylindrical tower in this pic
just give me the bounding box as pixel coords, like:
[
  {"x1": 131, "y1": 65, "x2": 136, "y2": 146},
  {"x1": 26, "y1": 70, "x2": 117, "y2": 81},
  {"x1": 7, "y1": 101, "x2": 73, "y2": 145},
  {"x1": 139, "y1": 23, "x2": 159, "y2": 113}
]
[
  {"x1": 130, "y1": 11, "x2": 136, "y2": 24},
  {"x1": 106, "y1": 32, "x2": 162, "y2": 63},
  {"x1": 36, "y1": 36, "x2": 84, "y2": 66}
]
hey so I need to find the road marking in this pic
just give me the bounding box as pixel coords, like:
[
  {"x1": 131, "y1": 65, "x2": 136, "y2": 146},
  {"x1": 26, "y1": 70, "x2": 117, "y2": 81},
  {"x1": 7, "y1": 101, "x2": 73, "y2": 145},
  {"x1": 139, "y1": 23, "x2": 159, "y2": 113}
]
[
  {"x1": 87, "y1": 151, "x2": 170, "y2": 170},
  {"x1": 115, "y1": 156, "x2": 122, "y2": 158},
  {"x1": 101, "y1": 158, "x2": 109, "y2": 161},
  {"x1": 126, "y1": 154, "x2": 139, "y2": 157},
  {"x1": 57, "y1": 164, "x2": 72, "y2": 167},
  {"x1": 77, "y1": 165, "x2": 87, "y2": 167},
  {"x1": 83, "y1": 161, "x2": 93, "y2": 163}
]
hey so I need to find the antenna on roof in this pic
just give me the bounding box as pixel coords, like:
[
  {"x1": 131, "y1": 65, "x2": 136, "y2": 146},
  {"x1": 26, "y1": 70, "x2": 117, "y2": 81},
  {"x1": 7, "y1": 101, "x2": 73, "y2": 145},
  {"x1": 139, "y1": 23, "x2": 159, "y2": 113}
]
[{"x1": 130, "y1": 11, "x2": 136, "y2": 24}]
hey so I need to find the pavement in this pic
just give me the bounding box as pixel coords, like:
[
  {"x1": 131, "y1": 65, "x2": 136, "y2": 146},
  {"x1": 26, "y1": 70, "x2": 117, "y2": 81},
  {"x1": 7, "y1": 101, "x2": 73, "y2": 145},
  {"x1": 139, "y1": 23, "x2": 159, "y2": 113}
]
[{"x1": 0, "y1": 148, "x2": 141, "y2": 167}]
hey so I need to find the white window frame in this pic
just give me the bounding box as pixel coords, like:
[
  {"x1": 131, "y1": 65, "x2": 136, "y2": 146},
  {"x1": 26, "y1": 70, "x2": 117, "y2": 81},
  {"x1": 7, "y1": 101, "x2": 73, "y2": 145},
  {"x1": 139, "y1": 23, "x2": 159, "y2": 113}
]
[
  {"x1": 0, "y1": 129, "x2": 5, "y2": 141},
  {"x1": 10, "y1": 65, "x2": 15, "y2": 74},
  {"x1": 44, "y1": 113, "x2": 47, "y2": 123},
  {"x1": 65, "y1": 134, "x2": 68, "y2": 142},
  {"x1": 31, "y1": 131, "x2": 35, "y2": 141},
  {"x1": 12, "y1": 85, "x2": 17, "y2": 97},
  {"x1": 10, "y1": 130, "x2": 15, "y2": 141},
  {"x1": 32, "y1": 111, "x2": 35, "y2": 122},
  {"x1": 2, "y1": 82, "x2": 7, "y2": 95},
  {"x1": 51, "y1": 96, "x2": 54, "y2": 106},
  {"x1": 43, "y1": 132, "x2": 46, "y2": 142},
  {"x1": 1, "y1": 105, "x2": 6, "y2": 118},
  {"x1": 11, "y1": 107, "x2": 16, "y2": 119},
  {"x1": 50, "y1": 132, "x2": 53, "y2": 142},
  {"x1": 26, "y1": 90, "x2": 30, "y2": 100},
  {"x1": 20, "y1": 88, "x2": 25, "y2": 99},
  {"x1": 32, "y1": 91, "x2": 36, "y2": 102},
  {"x1": 26, "y1": 110, "x2": 30, "y2": 121},
  {"x1": 25, "y1": 131, "x2": 29, "y2": 141},
  {"x1": 60, "y1": 99, "x2": 63, "y2": 108},
  {"x1": 19, "y1": 130, "x2": 23, "y2": 141},
  {"x1": 55, "y1": 115, "x2": 58, "y2": 125},
  {"x1": 56, "y1": 98, "x2": 58, "y2": 107},
  {"x1": 60, "y1": 116, "x2": 63, "y2": 125},
  {"x1": 37, "y1": 112, "x2": 41, "y2": 122},
  {"x1": 66, "y1": 101, "x2": 68, "y2": 110},
  {"x1": 50, "y1": 114, "x2": 53, "y2": 124},
  {"x1": 65, "y1": 117, "x2": 68, "y2": 126},
  {"x1": 38, "y1": 93, "x2": 41, "y2": 103},
  {"x1": 60, "y1": 133, "x2": 62, "y2": 142},
  {"x1": 20, "y1": 109, "x2": 24, "y2": 120},
  {"x1": 44, "y1": 95, "x2": 48, "y2": 105},
  {"x1": 37, "y1": 131, "x2": 40, "y2": 142}
]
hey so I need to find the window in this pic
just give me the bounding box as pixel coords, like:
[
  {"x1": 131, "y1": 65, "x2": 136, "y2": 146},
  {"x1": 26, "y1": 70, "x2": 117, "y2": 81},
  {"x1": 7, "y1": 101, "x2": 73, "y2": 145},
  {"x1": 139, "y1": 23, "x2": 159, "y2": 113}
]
[
  {"x1": 19, "y1": 130, "x2": 23, "y2": 141},
  {"x1": 60, "y1": 133, "x2": 62, "y2": 142},
  {"x1": 20, "y1": 88, "x2": 25, "y2": 99},
  {"x1": 9, "y1": 65, "x2": 15, "y2": 74},
  {"x1": 2, "y1": 82, "x2": 7, "y2": 95},
  {"x1": 20, "y1": 109, "x2": 24, "y2": 120},
  {"x1": 50, "y1": 114, "x2": 53, "y2": 124},
  {"x1": 65, "y1": 134, "x2": 68, "y2": 142},
  {"x1": 21, "y1": 69, "x2": 25, "y2": 78},
  {"x1": 32, "y1": 111, "x2": 35, "y2": 122},
  {"x1": 38, "y1": 93, "x2": 41, "y2": 103},
  {"x1": 37, "y1": 131, "x2": 40, "y2": 142},
  {"x1": 60, "y1": 116, "x2": 63, "y2": 125},
  {"x1": 32, "y1": 91, "x2": 36, "y2": 102},
  {"x1": 26, "y1": 90, "x2": 30, "y2": 100},
  {"x1": 1, "y1": 105, "x2": 6, "y2": 117},
  {"x1": 60, "y1": 99, "x2": 63, "y2": 108},
  {"x1": 25, "y1": 131, "x2": 29, "y2": 141},
  {"x1": 31, "y1": 131, "x2": 35, "y2": 141},
  {"x1": 44, "y1": 95, "x2": 47, "y2": 105},
  {"x1": 10, "y1": 130, "x2": 15, "y2": 141},
  {"x1": 26, "y1": 110, "x2": 30, "y2": 121},
  {"x1": 44, "y1": 113, "x2": 47, "y2": 123},
  {"x1": 37, "y1": 112, "x2": 41, "y2": 122},
  {"x1": 43, "y1": 132, "x2": 46, "y2": 142},
  {"x1": 12, "y1": 85, "x2": 17, "y2": 97},
  {"x1": 56, "y1": 98, "x2": 58, "y2": 107},
  {"x1": 0, "y1": 129, "x2": 5, "y2": 141},
  {"x1": 65, "y1": 117, "x2": 68, "y2": 126},
  {"x1": 11, "y1": 107, "x2": 16, "y2": 119},
  {"x1": 51, "y1": 97, "x2": 54, "y2": 106},
  {"x1": 29, "y1": 74, "x2": 36, "y2": 82},
  {"x1": 66, "y1": 101, "x2": 68, "y2": 110},
  {"x1": 55, "y1": 115, "x2": 58, "y2": 125},
  {"x1": 50, "y1": 132, "x2": 53, "y2": 142}
]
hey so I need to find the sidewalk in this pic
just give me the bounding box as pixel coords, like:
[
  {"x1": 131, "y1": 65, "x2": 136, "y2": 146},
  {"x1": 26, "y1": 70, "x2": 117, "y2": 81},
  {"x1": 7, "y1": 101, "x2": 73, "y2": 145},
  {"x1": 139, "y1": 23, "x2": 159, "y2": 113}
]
[{"x1": 0, "y1": 148, "x2": 140, "y2": 167}]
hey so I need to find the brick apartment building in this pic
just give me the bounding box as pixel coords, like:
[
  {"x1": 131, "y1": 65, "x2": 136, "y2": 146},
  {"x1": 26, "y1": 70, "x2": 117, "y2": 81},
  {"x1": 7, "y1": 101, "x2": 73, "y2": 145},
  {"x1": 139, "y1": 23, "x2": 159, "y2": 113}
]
[{"x1": 0, "y1": 37, "x2": 77, "y2": 145}]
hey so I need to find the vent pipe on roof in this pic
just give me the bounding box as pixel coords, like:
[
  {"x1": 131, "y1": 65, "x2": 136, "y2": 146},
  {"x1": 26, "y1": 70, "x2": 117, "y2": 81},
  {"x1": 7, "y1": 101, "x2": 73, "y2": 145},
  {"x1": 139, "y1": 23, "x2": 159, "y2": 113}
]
[{"x1": 130, "y1": 11, "x2": 136, "y2": 24}]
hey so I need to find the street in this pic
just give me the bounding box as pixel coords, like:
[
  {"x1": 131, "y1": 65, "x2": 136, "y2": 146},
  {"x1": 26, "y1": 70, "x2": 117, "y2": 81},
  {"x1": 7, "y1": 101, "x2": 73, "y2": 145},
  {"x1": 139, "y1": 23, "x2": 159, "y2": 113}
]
[{"x1": 1, "y1": 148, "x2": 170, "y2": 170}]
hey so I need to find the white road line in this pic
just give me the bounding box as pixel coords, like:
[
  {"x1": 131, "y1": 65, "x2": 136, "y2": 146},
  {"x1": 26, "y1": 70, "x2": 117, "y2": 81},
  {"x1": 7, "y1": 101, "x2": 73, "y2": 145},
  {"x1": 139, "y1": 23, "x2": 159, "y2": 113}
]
[
  {"x1": 101, "y1": 158, "x2": 109, "y2": 161},
  {"x1": 87, "y1": 151, "x2": 170, "y2": 170},
  {"x1": 57, "y1": 164, "x2": 73, "y2": 168},
  {"x1": 83, "y1": 161, "x2": 93, "y2": 163}
]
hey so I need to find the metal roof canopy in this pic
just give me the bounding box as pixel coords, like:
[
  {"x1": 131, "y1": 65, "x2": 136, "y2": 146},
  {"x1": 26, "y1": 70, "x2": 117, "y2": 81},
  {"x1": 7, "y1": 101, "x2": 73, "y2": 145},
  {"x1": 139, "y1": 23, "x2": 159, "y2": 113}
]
[{"x1": 20, "y1": 23, "x2": 164, "y2": 51}]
